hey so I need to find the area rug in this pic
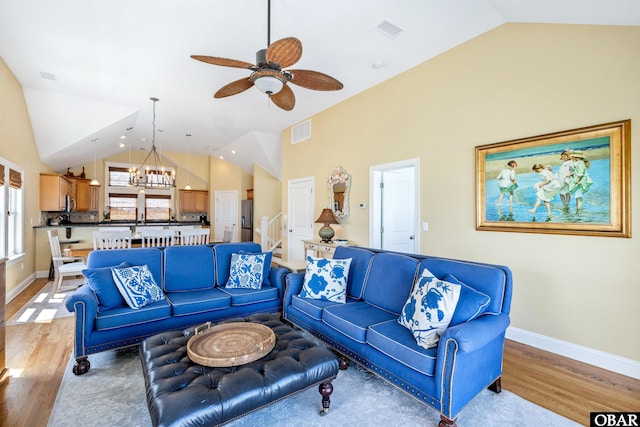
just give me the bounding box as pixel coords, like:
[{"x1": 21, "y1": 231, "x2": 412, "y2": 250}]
[
  {"x1": 7, "y1": 280, "x2": 83, "y2": 326},
  {"x1": 48, "y1": 346, "x2": 580, "y2": 427}
]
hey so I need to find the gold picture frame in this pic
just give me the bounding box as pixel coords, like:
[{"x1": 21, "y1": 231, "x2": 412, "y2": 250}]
[{"x1": 476, "y1": 119, "x2": 631, "y2": 237}]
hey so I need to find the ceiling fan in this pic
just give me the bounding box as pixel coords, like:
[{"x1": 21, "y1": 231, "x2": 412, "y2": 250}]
[{"x1": 190, "y1": 0, "x2": 343, "y2": 111}]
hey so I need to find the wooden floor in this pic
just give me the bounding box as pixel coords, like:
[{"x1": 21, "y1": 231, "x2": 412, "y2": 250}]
[{"x1": 1, "y1": 278, "x2": 639, "y2": 427}]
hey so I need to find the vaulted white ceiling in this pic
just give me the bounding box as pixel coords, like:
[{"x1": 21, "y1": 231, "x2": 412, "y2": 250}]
[{"x1": 1, "y1": 0, "x2": 638, "y2": 180}]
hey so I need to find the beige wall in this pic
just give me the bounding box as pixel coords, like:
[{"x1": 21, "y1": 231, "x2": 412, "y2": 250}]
[
  {"x1": 253, "y1": 164, "x2": 282, "y2": 246},
  {"x1": 0, "y1": 57, "x2": 52, "y2": 295},
  {"x1": 281, "y1": 24, "x2": 640, "y2": 362}
]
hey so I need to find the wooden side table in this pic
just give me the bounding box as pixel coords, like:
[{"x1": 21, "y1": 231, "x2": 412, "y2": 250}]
[{"x1": 302, "y1": 240, "x2": 352, "y2": 258}]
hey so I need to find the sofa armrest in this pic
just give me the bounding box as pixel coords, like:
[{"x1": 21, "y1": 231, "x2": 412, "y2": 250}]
[
  {"x1": 439, "y1": 313, "x2": 510, "y2": 354},
  {"x1": 268, "y1": 266, "x2": 289, "y2": 297},
  {"x1": 435, "y1": 313, "x2": 510, "y2": 419},
  {"x1": 283, "y1": 272, "x2": 304, "y2": 307},
  {"x1": 65, "y1": 285, "x2": 99, "y2": 358}
]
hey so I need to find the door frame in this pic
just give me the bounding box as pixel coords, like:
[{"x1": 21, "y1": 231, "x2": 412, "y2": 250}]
[
  {"x1": 214, "y1": 190, "x2": 239, "y2": 242},
  {"x1": 287, "y1": 176, "x2": 315, "y2": 261},
  {"x1": 369, "y1": 158, "x2": 420, "y2": 251}
]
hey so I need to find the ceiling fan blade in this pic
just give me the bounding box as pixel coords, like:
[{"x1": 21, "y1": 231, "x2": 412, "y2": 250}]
[
  {"x1": 288, "y1": 69, "x2": 343, "y2": 91},
  {"x1": 265, "y1": 37, "x2": 302, "y2": 69},
  {"x1": 191, "y1": 55, "x2": 255, "y2": 69},
  {"x1": 270, "y1": 84, "x2": 295, "y2": 111},
  {"x1": 214, "y1": 78, "x2": 254, "y2": 98}
]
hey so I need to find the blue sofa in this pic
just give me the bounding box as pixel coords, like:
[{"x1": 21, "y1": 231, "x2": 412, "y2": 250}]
[
  {"x1": 283, "y1": 246, "x2": 513, "y2": 427},
  {"x1": 65, "y1": 242, "x2": 287, "y2": 375}
]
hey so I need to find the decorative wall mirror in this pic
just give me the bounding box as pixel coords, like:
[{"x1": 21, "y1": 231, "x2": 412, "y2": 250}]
[{"x1": 327, "y1": 165, "x2": 350, "y2": 219}]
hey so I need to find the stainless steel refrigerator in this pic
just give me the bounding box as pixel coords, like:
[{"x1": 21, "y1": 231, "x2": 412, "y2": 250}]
[{"x1": 241, "y1": 200, "x2": 253, "y2": 242}]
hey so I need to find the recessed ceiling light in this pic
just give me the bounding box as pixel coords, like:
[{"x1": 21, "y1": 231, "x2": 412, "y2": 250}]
[
  {"x1": 219, "y1": 156, "x2": 224, "y2": 160},
  {"x1": 372, "y1": 61, "x2": 386, "y2": 70},
  {"x1": 231, "y1": 150, "x2": 236, "y2": 155},
  {"x1": 120, "y1": 135, "x2": 126, "y2": 139},
  {"x1": 119, "y1": 142, "x2": 126, "y2": 148}
]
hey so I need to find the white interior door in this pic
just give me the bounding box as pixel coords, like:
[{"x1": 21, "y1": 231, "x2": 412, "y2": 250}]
[
  {"x1": 288, "y1": 177, "x2": 315, "y2": 261},
  {"x1": 214, "y1": 190, "x2": 238, "y2": 242},
  {"x1": 370, "y1": 159, "x2": 419, "y2": 253}
]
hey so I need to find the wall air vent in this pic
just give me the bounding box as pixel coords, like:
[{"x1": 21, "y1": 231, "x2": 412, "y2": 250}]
[
  {"x1": 291, "y1": 119, "x2": 311, "y2": 144},
  {"x1": 375, "y1": 20, "x2": 404, "y2": 38}
]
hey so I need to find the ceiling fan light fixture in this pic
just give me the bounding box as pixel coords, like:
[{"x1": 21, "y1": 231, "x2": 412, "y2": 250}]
[{"x1": 252, "y1": 74, "x2": 284, "y2": 95}]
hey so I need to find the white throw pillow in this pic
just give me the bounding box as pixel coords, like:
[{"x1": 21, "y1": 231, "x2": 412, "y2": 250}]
[
  {"x1": 299, "y1": 256, "x2": 352, "y2": 303},
  {"x1": 398, "y1": 269, "x2": 461, "y2": 349},
  {"x1": 111, "y1": 264, "x2": 165, "y2": 309},
  {"x1": 226, "y1": 253, "x2": 266, "y2": 290}
]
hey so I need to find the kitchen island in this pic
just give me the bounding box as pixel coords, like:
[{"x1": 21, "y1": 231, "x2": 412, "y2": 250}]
[{"x1": 33, "y1": 222, "x2": 210, "y2": 277}]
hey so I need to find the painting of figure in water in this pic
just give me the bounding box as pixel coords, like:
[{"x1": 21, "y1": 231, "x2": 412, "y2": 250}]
[
  {"x1": 485, "y1": 137, "x2": 609, "y2": 224},
  {"x1": 476, "y1": 120, "x2": 630, "y2": 237}
]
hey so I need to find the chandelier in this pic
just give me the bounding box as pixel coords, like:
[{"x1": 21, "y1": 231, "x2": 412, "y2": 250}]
[{"x1": 129, "y1": 97, "x2": 176, "y2": 188}]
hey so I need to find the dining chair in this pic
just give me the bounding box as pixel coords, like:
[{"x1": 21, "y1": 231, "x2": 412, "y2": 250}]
[
  {"x1": 140, "y1": 229, "x2": 175, "y2": 247},
  {"x1": 47, "y1": 230, "x2": 87, "y2": 292},
  {"x1": 223, "y1": 225, "x2": 234, "y2": 243},
  {"x1": 93, "y1": 230, "x2": 132, "y2": 250},
  {"x1": 179, "y1": 228, "x2": 210, "y2": 245}
]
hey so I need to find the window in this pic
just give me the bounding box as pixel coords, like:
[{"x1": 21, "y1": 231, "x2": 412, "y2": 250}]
[
  {"x1": 108, "y1": 193, "x2": 137, "y2": 221},
  {"x1": 145, "y1": 195, "x2": 171, "y2": 221},
  {"x1": 0, "y1": 160, "x2": 24, "y2": 260},
  {"x1": 105, "y1": 162, "x2": 174, "y2": 222}
]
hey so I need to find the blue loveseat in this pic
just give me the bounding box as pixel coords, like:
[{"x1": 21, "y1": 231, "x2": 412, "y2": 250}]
[
  {"x1": 65, "y1": 242, "x2": 287, "y2": 375},
  {"x1": 283, "y1": 246, "x2": 513, "y2": 427}
]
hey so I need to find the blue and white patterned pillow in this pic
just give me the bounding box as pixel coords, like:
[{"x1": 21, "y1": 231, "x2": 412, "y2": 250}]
[
  {"x1": 226, "y1": 253, "x2": 266, "y2": 289},
  {"x1": 299, "y1": 256, "x2": 352, "y2": 303},
  {"x1": 398, "y1": 268, "x2": 461, "y2": 349},
  {"x1": 111, "y1": 264, "x2": 165, "y2": 309}
]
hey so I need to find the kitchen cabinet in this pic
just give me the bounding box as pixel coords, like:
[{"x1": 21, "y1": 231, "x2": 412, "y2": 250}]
[
  {"x1": 68, "y1": 178, "x2": 100, "y2": 212},
  {"x1": 40, "y1": 174, "x2": 72, "y2": 211},
  {"x1": 179, "y1": 190, "x2": 208, "y2": 213},
  {"x1": 90, "y1": 185, "x2": 100, "y2": 211}
]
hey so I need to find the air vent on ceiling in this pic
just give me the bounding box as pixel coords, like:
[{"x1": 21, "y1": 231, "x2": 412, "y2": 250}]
[
  {"x1": 375, "y1": 20, "x2": 404, "y2": 38},
  {"x1": 291, "y1": 119, "x2": 311, "y2": 144},
  {"x1": 39, "y1": 71, "x2": 57, "y2": 81}
]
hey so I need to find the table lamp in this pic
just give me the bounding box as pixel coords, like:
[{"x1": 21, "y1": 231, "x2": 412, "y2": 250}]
[{"x1": 315, "y1": 208, "x2": 339, "y2": 242}]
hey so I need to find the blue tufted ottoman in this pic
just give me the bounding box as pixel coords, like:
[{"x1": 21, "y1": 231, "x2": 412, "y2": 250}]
[{"x1": 139, "y1": 313, "x2": 340, "y2": 427}]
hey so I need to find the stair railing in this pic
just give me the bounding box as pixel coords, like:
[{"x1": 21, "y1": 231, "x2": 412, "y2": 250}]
[{"x1": 259, "y1": 213, "x2": 282, "y2": 252}]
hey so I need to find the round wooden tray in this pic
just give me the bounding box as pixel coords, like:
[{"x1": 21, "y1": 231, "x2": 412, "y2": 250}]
[{"x1": 187, "y1": 322, "x2": 276, "y2": 367}]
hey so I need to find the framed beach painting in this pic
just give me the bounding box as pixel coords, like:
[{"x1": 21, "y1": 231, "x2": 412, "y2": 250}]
[{"x1": 475, "y1": 119, "x2": 631, "y2": 237}]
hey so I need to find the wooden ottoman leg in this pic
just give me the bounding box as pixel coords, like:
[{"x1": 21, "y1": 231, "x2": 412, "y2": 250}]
[
  {"x1": 318, "y1": 381, "x2": 334, "y2": 416},
  {"x1": 73, "y1": 356, "x2": 90, "y2": 375},
  {"x1": 338, "y1": 355, "x2": 350, "y2": 370}
]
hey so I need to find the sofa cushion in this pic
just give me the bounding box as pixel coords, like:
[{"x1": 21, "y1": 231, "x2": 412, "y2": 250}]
[
  {"x1": 83, "y1": 262, "x2": 129, "y2": 310},
  {"x1": 398, "y1": 272, "x2": 461, "y2": 349},
  {"x1": 445, "y1": 274, "x2": 491, "y2": 326},
  {"x1": 323, "y1": 301, "x2": 397, "y2": 343},
  {"x1": 218, "y1": 285, "x2": 279, "y2": 306},
  {"x1": 362, "y1": 253, "x2": 419, "y2": 314},
  {"x1": 213, "y1": 243, "x2": 266, "y2": 286},
  {"x1": 333, "y1": 246, "x2": 375, "y2": 299},
  {"x1": 418, "y1": 258, "x2": 507, "y2": 315},
  {"x1": 291, "y1": 295, "x2": 355, "y2": 320},
  {"x1": 239, "y1": 250, "x2": 273, "y2": 286},
  {"x1": 87, "y1": 248, "x2": 163, "y2": 288},
  {"x1": 165, "y1": 288, "x2": 231, "y2": 316},
  {"x1": 226, "y1": 253, "x2": 266, "y2": 289},
  {"x1": 300, "y1": 256, "x2": 351, "y2": 303},
  {"x1": 112, "y1": 264, "x2": 166, "y2": 309},
  {"x1": 164, "y1": 246, "x2": 215, "y2": 292},
  {"x1": 95, "y1": 298, "x2": 171, "y2": 331},
  {"x1": 367, "y1": 320, "x2": 437, "y2": 377}
]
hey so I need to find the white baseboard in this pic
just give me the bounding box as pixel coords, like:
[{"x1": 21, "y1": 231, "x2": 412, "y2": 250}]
[
  {"x1": 507, "y1": 326, "x2": 640, "y2": 380},
  {"x1": 5, "y1": 272, "x2": 37, "y2": 303}
]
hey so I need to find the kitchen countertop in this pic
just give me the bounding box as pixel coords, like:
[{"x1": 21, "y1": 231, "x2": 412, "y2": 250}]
[{"x1": 34, "y1": 221, "x2": 209, "y2": 229}]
